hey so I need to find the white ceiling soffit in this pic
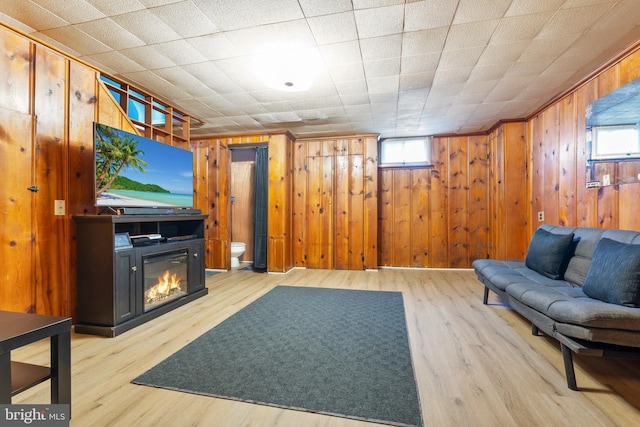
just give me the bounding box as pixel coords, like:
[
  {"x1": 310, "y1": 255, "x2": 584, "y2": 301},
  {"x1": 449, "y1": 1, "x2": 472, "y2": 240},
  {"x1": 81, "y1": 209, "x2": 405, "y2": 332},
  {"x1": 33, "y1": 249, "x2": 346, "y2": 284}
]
[{"x1": 1, "y1": 0, "x2": 640, "y2": 138}]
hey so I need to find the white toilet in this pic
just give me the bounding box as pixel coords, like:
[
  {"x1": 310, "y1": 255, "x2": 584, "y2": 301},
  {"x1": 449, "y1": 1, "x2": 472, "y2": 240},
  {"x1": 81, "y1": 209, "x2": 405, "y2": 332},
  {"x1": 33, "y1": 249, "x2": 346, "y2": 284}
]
[{"x1": 230, "y1": 242, "x2": 246, "y2": 268}]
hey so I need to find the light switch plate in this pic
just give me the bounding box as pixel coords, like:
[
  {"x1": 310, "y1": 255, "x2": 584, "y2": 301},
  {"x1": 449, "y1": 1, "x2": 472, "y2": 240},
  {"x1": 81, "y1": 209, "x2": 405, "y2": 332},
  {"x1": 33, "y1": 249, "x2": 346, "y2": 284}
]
[{"x1": 54, "y1": 200, "x2": 65, "y2": 216}]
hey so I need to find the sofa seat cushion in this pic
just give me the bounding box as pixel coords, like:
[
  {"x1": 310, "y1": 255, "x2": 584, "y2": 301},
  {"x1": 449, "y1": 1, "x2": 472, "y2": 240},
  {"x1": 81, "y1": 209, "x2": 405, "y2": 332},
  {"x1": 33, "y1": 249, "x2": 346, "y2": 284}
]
[
  {"x1": 506, "y1": 283, "x2": 640, "y2": 332},
  {"x1": 582, "y1": 238, "x2": 640, "y2": 307},
  {"x1": 473, "y1": 259, "x2": 570, "y2": 291},
  {"x1": 525, "y1": 228, "x2": 575, "y2": 279}
]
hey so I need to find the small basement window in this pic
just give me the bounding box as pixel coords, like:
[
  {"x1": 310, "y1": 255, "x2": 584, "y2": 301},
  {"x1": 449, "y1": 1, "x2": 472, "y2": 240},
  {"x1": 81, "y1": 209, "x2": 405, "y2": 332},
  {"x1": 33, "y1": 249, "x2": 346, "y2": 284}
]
[
  {"x1": 591, "y1": 125, "x2": 640, "y2": 160},
  {"x1": 379, "y1": 137, "x2": 432, "y2": 167}
]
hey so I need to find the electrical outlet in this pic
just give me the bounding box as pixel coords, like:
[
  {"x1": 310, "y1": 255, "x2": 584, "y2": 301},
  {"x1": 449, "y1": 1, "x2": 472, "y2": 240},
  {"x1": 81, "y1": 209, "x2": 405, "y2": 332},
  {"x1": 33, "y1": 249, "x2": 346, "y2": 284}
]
[
  {"x1": 54, "y1": 200, "x2": 65, "y2": 216},
  {"x1": 602, "y1": 174, "x2": 610, "y2": 186},
  {"x1": 537, "y1": 211, "x2": 544, "y2": 222}
]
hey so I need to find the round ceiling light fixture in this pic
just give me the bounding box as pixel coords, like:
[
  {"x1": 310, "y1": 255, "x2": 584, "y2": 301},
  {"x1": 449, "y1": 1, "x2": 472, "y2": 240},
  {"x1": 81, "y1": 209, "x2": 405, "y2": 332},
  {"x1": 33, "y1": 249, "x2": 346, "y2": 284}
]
[{"x1": 255, "y1": 47, "x2": 323, "y2": 92}]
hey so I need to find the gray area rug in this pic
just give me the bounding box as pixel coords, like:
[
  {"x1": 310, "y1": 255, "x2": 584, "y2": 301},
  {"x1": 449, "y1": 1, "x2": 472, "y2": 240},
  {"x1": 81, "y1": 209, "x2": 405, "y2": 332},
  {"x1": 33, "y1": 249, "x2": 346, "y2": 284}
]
[{"x1": 132, "y1": 286, "x2": 423, "y2": 427}]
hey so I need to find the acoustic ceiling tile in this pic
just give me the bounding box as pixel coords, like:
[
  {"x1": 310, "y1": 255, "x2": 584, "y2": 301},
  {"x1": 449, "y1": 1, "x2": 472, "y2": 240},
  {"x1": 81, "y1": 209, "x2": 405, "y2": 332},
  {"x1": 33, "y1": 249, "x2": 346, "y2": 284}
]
[
  {"x1": 334, "y1": 79, "x2": 368, "y2": 97},
  {"x1": 85, "y1": 0, "x2": 145, "y2": 15},
  {"x1": 360, "y1": 34, "x2": 402, "y2": 61},
  {"x1": 353, "y1": 0, "x2": 404, "y2": 9},
  {"x1": 403, "y1": 0, "x2": 457, "y2": 31},
  {"x1": 223, "y1": 20, "x2": 316, "y2": 55},
  {"x1": 123, "y1": 70, "x2": 193, "y2": 101},
  {"x1": 307, "y1": 12, "x2": 358, "y2": 45},
  {"x1": 399, "y1": 72, "x2": 434, "y2": 91},
  {"x1": 149, "y1": 1, "x2": 220, "y2": 38},
  {"x1": 518, "y1": 34, "x2": 580, "y2": 62},
  {"x1": 505, "y1": 0, "x2": 565, "y2": 16},
  {"x1": 192, "y1": 0, "x2": 303, "y2": 31},
  {"x1": 33, "y1": 0, "x2": 104, "y2": 24},
  {"x1": 120, "y1": 45, "x2": 176, "y2": 70},
  {"x1": 453, "y1": 0, "x2": 512, "y2": 24},
  {"x1": 0, "y1": 13, "x2": 35, "y2": 33},
  {"x1": 298, "y1": 0, "x2": 353, "y2": 17},
  {"x1": 506, "y1": 59, "x2": 555, "y2": 77},
  {"x1": 366, "y1": 75, "x2": 400, "y2": 93},
  {"x1": 82, "y1": 50, "x2": 145, "y2": 74},
  {"x1": 74, "y1": 19, "x2": 145, "y2": 50},
  {"x1": 320, "y1": 41, "x2": 362, "y2": 66},
  {"x1": 402, "y1": 27, "x2": 449, "y2": 57},
  {"x1": 538, "y1": 4, "x2": 612, "y2": 37},
  {"x1": 328, "y1": 62, "x2": 366, "y2": 82},
  {"x1": 369, "y1": 91, "x2": 399, "y2": 104},
  {"x1": 4, "y1": 0, "x2": 67, "y2": 31},
  {"x1": 40, "y1": 26, "x2": 110, "y2": 56},
  {"x1": 477, "y1": 41, "x2": 529, "y2": 65},
  {"x1": 433, "y1": 67, "x2": 473, "y2": 86},
  {"x1": 153, "y1": 66, "x2": 211, "y2": 97},
  {"x1": 354, "y1": 5, "x2": 405, "y2": 39},
  {"x1": 397, "y1": 88, "x2": 429, "y2": 106},
  {"x1": 152, "y1": 40, "x2": 209, "y2": 66},
  {"x1": 186, "y1": 34, "x2": 240, "y2": 61},
  {"x1": 467, "y1": 63, "x2": 511, "y2": 82},
  {"x1": 438, "y1": 46, "x2": 484, "y2": 69},
  {"x1": 490, "y1": 12, "x2": 554, "y2": 45},
  {"x1": 401, "y1": 53, "x2": 440, "y2": 75},
  {"x1": 444, "y1": 20, "x2": 500, "y2": 51},
  {"x1": 364, "y1": 58, "x2": 401, "y2": 79},
  {"x1": 111, "y1": 9, "x2": 182, "y2": 44}
]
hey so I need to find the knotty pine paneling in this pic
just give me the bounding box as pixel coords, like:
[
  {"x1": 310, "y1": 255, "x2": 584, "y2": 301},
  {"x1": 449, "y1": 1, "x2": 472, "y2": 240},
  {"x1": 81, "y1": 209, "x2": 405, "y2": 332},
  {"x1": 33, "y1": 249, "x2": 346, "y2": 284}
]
[
  {"x1": 1, "y1": 23, "x2": 192, "y2": 318},
  {"x1": 0, "y1": 25, "x2": 31, "y2": 114},
  {"x1": 378, "y1": 135, "x2": 491, "y2": 268},
  {"x1": 468, "y1": 135, "x2": 489, "y2": 263},
  {"x1": 430, "y1": 137, "x2": 450, "y2": 267},
  {"x1": 293, "y1": 136, "x2": 377, "y2": 270},
  {"x1": 0, "y1": 107, "x2": 35, "y2": 312},
  {"x1": 34, "y1": 46, "x2": 69, "y2": 316},
  {"x1": 267, "y1": 133, "x2": 293, "y2": 273},
  {"x1": 529, "y1": 45, "x2": 640, "y2": 236},
  {"x1": 68, "y1": 61, "x2": 98, "y2": 320},
  {"x1": 488, "y1": 122, "x2": 528, "y2": 261},
  {"x1": 204, "y1": 140, "x2": 231, "y2": 269}
]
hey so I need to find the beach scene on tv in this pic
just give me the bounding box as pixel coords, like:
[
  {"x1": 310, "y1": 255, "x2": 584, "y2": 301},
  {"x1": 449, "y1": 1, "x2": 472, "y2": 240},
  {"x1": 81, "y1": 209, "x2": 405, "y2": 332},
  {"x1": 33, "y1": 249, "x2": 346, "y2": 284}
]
[{"x1": 95, "y1": 123, "x2": 194, "y2": 208}]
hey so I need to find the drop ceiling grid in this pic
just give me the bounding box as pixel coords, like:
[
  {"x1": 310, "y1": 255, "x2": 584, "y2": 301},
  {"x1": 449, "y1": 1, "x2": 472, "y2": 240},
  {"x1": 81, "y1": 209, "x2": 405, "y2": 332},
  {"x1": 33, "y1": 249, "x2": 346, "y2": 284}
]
[{"x1": 0, "y1": 0, "x2": 638, "y2": 138}]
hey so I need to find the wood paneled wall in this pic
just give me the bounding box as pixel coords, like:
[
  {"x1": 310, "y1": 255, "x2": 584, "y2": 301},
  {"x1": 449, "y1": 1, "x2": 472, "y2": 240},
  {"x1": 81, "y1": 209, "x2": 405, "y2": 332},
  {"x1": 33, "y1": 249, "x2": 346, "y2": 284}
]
[
  {"x1": 0, "y1": 23, "x2": 190, "y2": 318},
  {"x1": 378, "y1": 135, "x2": 491, "y2": 268},
  {"x1": 0, "y1": 24, "x2": 99, "y2": 316},
  {"x1": 292, "y1": 136, "x2": 378, "y2": 270},
  {"x1": 192, "y1": 133, "x2": 294, "y2": 273},
  {"x1": 488, "y1": 122, "x2": 529, "y2": 260},
  {"x1": 529, "y1": 46, "x2": 640, "y2": 235}
]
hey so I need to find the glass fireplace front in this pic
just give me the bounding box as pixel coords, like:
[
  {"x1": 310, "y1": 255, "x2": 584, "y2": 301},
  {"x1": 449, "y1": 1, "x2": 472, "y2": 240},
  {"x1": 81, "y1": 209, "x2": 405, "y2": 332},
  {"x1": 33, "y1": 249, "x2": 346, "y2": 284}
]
[{"x1": 143, "y1": 250, "x2": 188, "y2": 312}]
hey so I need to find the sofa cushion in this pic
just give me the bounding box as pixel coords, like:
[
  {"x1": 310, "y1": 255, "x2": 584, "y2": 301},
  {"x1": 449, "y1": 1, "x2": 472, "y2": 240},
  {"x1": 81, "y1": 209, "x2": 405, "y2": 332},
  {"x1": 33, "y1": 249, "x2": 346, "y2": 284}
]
[
  {"x1": 506, "y1": 282, "x2": 640, "y2": 331},
  {"x1": 563, "y1": 227, "x2": 604, "y2": 286},
  {"x1": 582, "y1": 238, "x2": 640, "y2": 307},
  {"x1": 525, "y1": 228, "x2": 575, "y2": 280}
]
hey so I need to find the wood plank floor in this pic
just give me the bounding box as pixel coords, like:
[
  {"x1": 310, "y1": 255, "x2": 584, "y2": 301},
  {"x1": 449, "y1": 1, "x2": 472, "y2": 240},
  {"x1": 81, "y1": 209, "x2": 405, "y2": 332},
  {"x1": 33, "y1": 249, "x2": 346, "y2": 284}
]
[{"x1": 11, "y1": 268, "x2": 640, "y2": 426}]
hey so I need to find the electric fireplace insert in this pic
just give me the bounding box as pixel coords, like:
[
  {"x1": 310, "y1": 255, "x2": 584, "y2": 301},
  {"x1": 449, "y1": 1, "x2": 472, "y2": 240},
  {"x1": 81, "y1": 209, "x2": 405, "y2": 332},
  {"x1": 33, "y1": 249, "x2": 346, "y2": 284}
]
[{"x1": 143, "y1": 249, "x2": 189, "y2": 312}]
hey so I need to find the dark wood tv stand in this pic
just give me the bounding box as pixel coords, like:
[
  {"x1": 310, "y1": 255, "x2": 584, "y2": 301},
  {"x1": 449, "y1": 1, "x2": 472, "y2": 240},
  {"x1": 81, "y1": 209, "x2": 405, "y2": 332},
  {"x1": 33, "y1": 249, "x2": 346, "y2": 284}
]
[{"x1": 73, "y1": 214, "x2": 208, "y2": 337}]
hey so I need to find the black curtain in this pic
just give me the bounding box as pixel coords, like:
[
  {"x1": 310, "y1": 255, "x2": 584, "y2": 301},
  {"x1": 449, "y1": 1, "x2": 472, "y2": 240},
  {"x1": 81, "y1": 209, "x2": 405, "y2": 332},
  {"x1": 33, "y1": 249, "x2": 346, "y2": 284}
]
[{"x1": 253, "y1": 146, "x2": 268, "y2": 272}]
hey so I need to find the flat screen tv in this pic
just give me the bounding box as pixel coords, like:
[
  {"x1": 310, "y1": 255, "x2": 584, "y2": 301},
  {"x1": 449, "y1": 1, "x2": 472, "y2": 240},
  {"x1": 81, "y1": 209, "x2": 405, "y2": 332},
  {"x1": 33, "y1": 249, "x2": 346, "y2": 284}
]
[{"x1": 94, "y1": 123, "x2": 194, "y2": 209}]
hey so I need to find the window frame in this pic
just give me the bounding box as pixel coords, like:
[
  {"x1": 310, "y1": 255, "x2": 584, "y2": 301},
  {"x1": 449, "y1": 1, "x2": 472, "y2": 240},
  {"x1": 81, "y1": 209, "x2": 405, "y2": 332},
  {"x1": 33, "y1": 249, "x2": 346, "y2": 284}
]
[
  {"x1": 590, "y1": 124, "x2": 640, "y2": 161},
  {"x1": 378, "y1": 137, "x2": 432, "y2": 168}
]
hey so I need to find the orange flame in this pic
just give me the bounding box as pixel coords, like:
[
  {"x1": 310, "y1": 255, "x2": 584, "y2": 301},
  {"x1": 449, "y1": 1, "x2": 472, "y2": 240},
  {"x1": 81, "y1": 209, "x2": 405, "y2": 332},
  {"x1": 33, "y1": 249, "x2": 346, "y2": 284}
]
[{"x1": 146, "y1": 270, "x2": 182, "y2": 303}]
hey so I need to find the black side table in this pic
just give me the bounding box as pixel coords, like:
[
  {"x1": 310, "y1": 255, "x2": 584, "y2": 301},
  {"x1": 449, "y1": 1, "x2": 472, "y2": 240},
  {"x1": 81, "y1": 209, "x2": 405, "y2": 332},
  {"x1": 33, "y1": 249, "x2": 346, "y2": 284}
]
[{"x1": 0, "y1": 310, "x2": 71, "y2": 409}]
